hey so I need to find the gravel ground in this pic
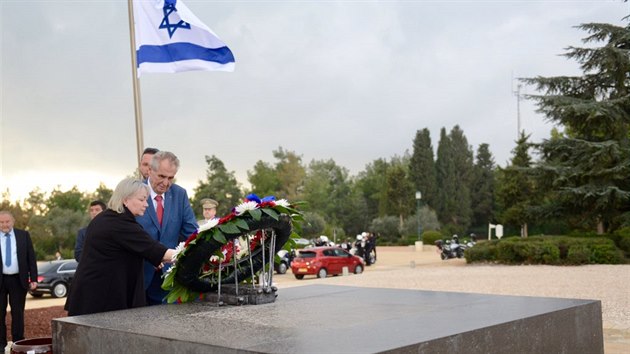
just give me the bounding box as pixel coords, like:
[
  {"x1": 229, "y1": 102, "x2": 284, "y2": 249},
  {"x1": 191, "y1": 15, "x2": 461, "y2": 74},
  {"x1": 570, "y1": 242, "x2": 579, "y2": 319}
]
[{"x1": 274, "y1": 246, "x2": 630, "y2": 353}]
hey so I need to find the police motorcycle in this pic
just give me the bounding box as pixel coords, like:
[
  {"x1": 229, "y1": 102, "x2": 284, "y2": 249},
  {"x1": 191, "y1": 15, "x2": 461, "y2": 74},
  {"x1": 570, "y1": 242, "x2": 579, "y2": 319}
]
[
  {"x1": 351, "y1": 232, "x2": 377, "y2": 266},
  {"x1": 435, "y1": 234, "x2": 466, "y2": 260}
]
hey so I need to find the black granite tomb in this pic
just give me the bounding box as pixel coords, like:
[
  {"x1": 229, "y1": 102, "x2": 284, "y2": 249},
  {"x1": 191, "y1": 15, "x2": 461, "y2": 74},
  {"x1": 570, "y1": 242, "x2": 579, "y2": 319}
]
[{"x1": 53, "y1": 284, "x2": 603, "y2": 353}]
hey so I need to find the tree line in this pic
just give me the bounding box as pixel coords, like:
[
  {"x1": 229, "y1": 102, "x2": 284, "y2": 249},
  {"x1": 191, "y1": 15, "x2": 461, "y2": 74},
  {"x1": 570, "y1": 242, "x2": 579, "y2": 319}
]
[{"x1": 1, "y1": 20, "x2": 628, "y2": 258}]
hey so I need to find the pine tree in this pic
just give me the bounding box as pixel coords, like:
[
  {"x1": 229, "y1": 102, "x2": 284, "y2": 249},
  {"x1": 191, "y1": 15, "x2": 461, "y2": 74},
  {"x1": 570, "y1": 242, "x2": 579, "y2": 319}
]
[
  {"x1": 522, "y1": 21, "x2": 630, "y2": 233},
  {"x1": 273, "y1": 147, "x2": 306, "y2": 201},
  {"x1": 409, "y1": 128, "x2": 437, "y2": 209},
  {"x1": 192, "y1": 155, "x2": 243, "y2": 217},
  {"x1": 495, "y1": 133, "x2": 536, "y2": 237},
  {"x1": 355, "y1": 158, "x2": 390, "y2": 220},
  {"x1": 385, "y1": 161, "x2": 415, "y2": 226}
]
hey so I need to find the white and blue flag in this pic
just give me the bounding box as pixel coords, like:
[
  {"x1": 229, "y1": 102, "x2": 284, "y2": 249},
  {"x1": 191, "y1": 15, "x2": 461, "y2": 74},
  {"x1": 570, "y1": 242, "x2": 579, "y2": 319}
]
[{"x1": 133, "y1": 0, "x2": 235, "y2": 76}]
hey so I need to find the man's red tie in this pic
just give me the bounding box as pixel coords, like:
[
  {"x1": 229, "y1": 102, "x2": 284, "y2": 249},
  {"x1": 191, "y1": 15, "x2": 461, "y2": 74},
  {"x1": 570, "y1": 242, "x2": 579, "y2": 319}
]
[{"x1": 155, "y1": 195, "x2": 164, "y2": 226}]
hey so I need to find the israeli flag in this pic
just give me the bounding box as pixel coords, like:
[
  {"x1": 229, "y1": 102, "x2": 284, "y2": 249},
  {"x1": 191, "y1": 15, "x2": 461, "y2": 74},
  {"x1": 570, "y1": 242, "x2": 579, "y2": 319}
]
[{"x1": 134, "y1": 0, "x2": 235, "y2": 77}]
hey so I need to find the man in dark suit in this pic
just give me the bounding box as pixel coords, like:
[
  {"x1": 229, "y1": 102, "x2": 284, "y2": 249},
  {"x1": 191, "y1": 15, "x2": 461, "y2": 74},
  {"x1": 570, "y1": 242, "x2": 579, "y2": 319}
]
[
  {"x1": 74, "y1": 200, "x2": 106, "y2": 262},
  {"x1": 0, "y1": 211, "x2": 38, "y2": 350},
  {"x1": 139, "y1": 147, "x2": 159, "y2": 183},
  {"x1": 136, "y1": 151, "x2": 198, "y2": 305}
]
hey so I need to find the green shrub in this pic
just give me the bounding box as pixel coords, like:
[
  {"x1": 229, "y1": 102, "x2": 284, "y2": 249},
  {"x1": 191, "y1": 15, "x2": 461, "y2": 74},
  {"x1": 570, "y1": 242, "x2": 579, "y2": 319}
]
[
  {"x1": 396, "y1": 235, "x2": 417, "y2": 246},
  {"x1": 496, "y1": 241, "x2": 520, "y2": 264},
  {"x1": 34, "y1": 248, "x2": 47, "y2": 262},
  {"x1": 590, "y1": 242, "x2": 624, "y2": 264},
  {"x1": 610, "y1": 227, "x2": 630, "y2": 255},
  {"x1": 566, "y1": 244, "x2": 590, "y2": 265},
  {"x1": 619, "y1": 237, "x2": 630, "y2": 255},
  {"x1": 537, "y1": 241, "x2": 561, "y2": 264},
  {"x1": 465, "y1": 240, "x2": 497, "y2": 263},
  {"x1": 370, "y1": 216, "x2": 401, "y2": 244},
  {"x1": 466, "y1": 235, "x2": 625, "y2": 265},
  {"x1": 422, "y1": 230, "x2": 443, "y2": 245}
]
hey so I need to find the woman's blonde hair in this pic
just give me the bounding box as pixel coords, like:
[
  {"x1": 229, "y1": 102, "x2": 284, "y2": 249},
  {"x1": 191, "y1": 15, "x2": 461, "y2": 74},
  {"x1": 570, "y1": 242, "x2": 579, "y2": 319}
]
[{"x1": 108, "y1": 178, "x2": 149, "y2": 213}]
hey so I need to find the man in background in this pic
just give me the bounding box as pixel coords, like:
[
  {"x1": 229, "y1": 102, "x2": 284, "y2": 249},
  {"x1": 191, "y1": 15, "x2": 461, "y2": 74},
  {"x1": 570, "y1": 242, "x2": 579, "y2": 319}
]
[
  {"x1": 198, "y1": 198, "x2": 219, "y2": 226},
  {"x1": 139, "y1": 147, "x2": 159, "y2": 182},
  {"x1": 0, "y1": 211, "x2": 37, "y2": 351},
  {"x1": 74, "y1": 200, "x2": 106, "y2": 262},
  {"x1": 136, "y1": 151, "x2": 198, "y2": 305}
]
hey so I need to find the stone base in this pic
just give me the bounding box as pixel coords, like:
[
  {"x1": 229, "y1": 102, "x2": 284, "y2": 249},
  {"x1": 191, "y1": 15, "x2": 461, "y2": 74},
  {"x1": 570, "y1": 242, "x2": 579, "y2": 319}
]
[
  {"x1": 200, "y1": 284, "x2": 278, "y2": 306},
  {"x1": 53, "y1": 285, "x2": 603, "y2": 353}
]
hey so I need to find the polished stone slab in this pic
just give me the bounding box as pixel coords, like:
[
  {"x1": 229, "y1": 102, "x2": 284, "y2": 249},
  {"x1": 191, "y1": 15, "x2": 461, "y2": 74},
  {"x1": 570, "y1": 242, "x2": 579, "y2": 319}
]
[{"x1": 53, "y1": 284, "x2": 603, "y2": 353}]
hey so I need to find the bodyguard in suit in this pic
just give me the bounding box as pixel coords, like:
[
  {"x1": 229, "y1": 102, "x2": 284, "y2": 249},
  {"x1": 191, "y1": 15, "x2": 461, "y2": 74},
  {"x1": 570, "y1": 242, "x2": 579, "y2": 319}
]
[
  {"x1": 74, "y1": 200, "x2": 106, "y2": 262},
  {"x1": 0, "y1": 211, "x2": 38, "y2": 350},
  {"x1": 138, "y1": 147, "x2": 159, "y2": 183},
  {"x1": 136, "y1": 151, "x2": 198, "y2": 305}
]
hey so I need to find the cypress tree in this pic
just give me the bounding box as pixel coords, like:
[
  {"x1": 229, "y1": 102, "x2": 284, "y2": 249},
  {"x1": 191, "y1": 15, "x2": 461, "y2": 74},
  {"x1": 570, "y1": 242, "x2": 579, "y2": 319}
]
[
  {"x1": 471, "y1": 143, "x2": 496, "y2": 228},
  {"x1": 409, "y1": 128, "x2": 437, "y2": 209},
  {"x1": 448, "y1": 125, "x2": 474, "y2": 232}
]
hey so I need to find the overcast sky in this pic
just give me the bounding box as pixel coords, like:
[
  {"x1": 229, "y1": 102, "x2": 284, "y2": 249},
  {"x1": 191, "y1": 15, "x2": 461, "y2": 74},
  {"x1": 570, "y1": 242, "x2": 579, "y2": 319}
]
[{"x1": 1, "y1": 1, "x2": 628, "y2": 202}]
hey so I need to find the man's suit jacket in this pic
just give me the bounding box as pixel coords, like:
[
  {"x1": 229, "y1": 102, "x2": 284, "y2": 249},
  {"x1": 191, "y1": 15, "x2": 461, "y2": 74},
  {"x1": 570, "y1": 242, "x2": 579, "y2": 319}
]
[
  {"x1": 136, "y1": 183, "x2": 198, "y2": 289},
  {"x1": 74, "y1": 227, "x2": 87, "y2": 262},
  {"x1": 0, "y1": 229, "x2": 38, "y2": 290}
]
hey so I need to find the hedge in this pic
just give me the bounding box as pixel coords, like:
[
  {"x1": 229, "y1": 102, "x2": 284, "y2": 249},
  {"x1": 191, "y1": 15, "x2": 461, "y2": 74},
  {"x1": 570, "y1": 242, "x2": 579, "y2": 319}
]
[{"x1": 465, "y1": 236, "x2": 626, "y2": 265}]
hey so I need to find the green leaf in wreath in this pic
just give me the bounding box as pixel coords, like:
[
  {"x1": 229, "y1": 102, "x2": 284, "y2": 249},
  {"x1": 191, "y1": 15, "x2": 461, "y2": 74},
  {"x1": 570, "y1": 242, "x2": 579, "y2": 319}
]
[
  {"x1": 249, "y1": 208, "x2": 262, "y2": 221},
  {"x1": 213, "y1": 231, "x2": 227, "y2": 244},
  {"x1": 234, "y1": 218, "x2": 250, "y2": 231},
  {"x1": 161, "y1": 272, "x2": 174, "y2": 289},
  {"x1": 261, "y1": 208, "x2": 279, "y2": 220},
  {"x1": 165, "y1": 285, "x2": 186, "y2": 304},
  {"x1": 219, "y1": 222, "x2": 241, "y2": 234}
]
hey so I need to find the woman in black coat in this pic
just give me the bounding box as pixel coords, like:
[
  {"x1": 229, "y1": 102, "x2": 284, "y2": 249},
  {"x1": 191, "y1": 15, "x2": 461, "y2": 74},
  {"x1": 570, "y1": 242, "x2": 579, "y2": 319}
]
[{"x1": 65, "y1": 178, "x2": 176, "y2": 316}]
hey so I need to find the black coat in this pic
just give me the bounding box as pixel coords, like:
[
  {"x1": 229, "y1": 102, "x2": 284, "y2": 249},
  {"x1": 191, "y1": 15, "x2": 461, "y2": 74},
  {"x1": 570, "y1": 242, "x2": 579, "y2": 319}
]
[{"x1": 65, "y1": 208, "x2": 167, "y2": 316}]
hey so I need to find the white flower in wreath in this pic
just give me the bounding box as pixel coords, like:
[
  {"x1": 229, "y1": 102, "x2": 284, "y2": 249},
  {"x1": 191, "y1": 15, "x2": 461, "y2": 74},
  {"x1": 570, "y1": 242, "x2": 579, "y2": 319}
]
[
  {"x1": 274, "y1": 199, "x2": 290, "y2": 207},
  {"x1": 235, "y1": 201, "x2": 259, "y2": 215},
  {"x1": 172, "y1": 241, "x2": 186, "y2": 262},
  {"x1": 199, "y1": 218, "x2": 220, "y2": 232}
]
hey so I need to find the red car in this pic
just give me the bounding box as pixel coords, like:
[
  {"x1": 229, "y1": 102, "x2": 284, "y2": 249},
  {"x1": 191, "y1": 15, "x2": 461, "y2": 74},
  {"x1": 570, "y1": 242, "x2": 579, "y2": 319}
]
[{"x1": 290, "y1": 246, "x2": 364, "y2": 279}]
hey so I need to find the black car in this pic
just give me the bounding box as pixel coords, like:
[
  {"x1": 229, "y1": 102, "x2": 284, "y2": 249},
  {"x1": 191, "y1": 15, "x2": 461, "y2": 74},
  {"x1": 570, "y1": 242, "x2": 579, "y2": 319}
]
[{"x1": 29, "y1": 260, "x2": 78, "y2": 298}]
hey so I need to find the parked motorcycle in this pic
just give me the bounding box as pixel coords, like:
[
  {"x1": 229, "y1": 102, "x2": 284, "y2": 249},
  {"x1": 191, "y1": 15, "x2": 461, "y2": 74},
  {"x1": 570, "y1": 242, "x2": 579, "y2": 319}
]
[{"x1": 435, "y1": 234, "x2": 470, "y2": 260}]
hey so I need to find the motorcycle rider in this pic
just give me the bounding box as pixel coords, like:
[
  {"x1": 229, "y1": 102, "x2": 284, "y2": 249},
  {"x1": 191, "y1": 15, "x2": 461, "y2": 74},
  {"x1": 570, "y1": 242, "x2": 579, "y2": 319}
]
[
  {"x1": 354, "y1": 234, "x2": 365, "y2": 259},
  {"x1": 364, "y1": 232, "x2": 377, "y2": 265}
]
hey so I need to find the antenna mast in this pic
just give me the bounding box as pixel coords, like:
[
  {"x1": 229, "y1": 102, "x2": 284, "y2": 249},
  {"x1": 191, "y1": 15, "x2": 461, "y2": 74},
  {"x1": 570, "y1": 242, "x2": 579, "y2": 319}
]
[{"x1": 512, "y1": 82, "x2": 522, "y2": 139}]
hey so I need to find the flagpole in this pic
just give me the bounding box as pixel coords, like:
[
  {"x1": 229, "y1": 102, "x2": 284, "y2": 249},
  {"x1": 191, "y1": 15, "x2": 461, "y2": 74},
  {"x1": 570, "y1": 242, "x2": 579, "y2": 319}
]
[{"x1": 127, "y1": 0, "x2": 144, "y2": 169}]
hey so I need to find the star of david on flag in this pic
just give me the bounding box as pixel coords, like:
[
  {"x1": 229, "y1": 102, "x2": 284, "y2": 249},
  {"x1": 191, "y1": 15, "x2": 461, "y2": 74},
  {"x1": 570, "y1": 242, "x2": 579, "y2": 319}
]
[{"x1": 133, "y1": 0, "x2": 235, "y2": 77}]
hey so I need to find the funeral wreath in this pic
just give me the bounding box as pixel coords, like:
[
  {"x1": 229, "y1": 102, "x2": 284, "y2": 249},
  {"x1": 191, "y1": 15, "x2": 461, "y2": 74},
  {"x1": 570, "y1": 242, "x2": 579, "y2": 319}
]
[{"x1": 161, "y1": 194, "x2": 303, "y2": 303}]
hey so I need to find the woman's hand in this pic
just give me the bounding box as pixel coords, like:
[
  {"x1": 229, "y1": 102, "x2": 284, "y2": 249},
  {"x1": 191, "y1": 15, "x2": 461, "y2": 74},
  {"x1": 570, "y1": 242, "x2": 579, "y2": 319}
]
[{"x1": 162, "y1": 249, "x2": 176, "y2": 263}]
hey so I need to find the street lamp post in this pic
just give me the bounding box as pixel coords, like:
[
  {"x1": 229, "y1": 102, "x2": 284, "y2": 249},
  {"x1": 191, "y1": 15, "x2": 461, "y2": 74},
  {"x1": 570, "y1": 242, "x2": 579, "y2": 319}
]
[{"x1": 415, "y1": 191, "x2": 422, "y2": 248}]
